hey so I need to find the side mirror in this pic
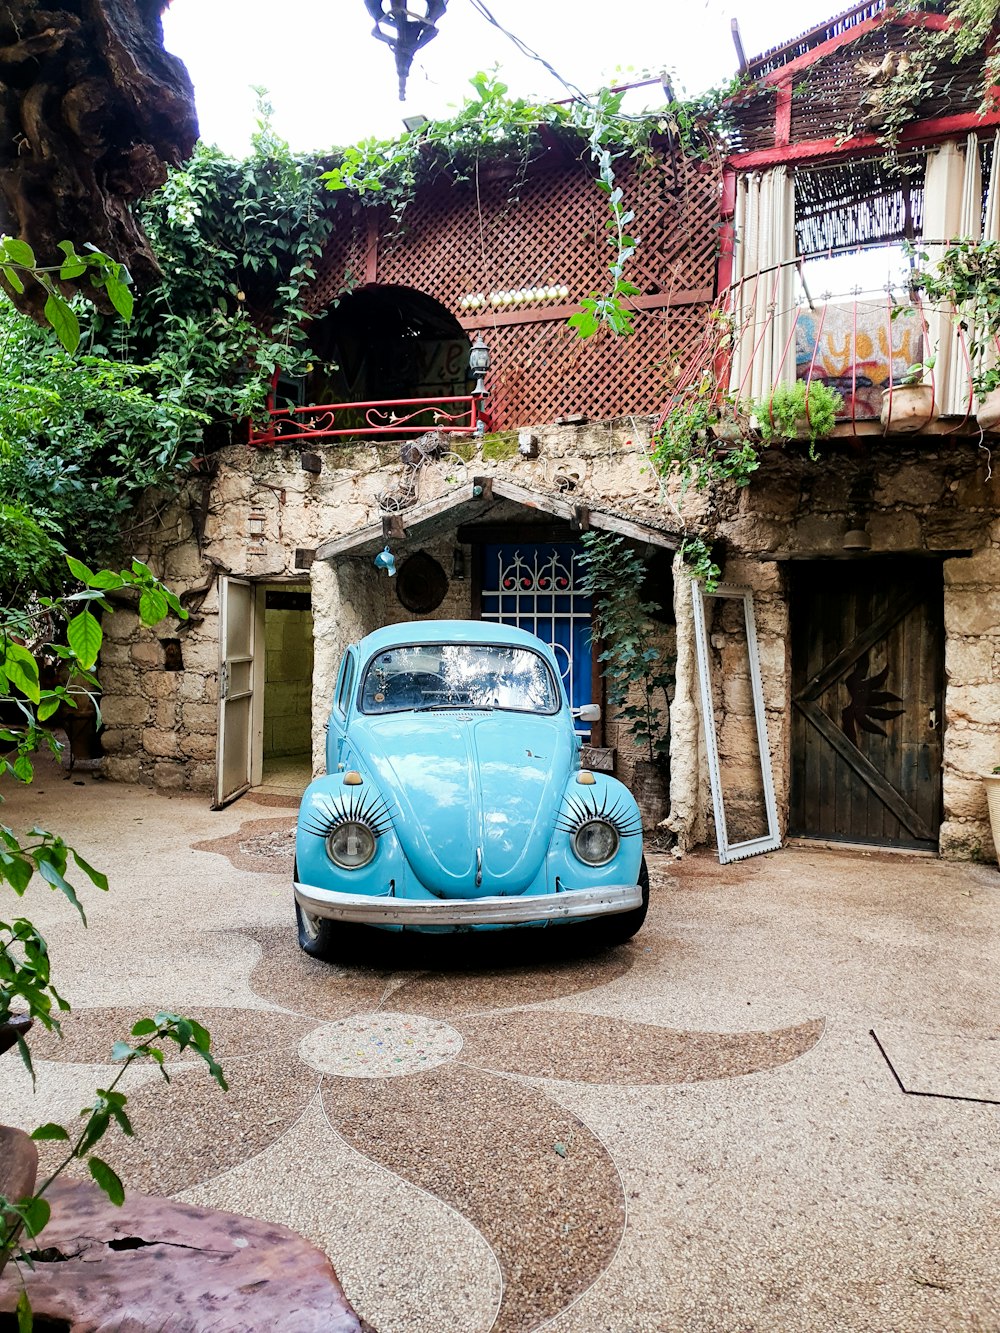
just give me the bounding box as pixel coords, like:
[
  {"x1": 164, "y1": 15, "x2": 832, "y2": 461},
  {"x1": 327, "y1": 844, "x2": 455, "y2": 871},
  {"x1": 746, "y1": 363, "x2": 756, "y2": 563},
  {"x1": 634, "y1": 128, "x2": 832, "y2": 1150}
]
[{"x1": 572, "y1": 703, "x2": 601, "y2": 722}]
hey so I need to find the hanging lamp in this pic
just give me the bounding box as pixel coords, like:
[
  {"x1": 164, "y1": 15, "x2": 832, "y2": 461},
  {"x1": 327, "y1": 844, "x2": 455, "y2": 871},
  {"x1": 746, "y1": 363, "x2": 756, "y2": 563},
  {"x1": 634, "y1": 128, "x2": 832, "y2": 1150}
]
[{"x1": 364, "y1": 1, "x2": 449, "y2": 100}]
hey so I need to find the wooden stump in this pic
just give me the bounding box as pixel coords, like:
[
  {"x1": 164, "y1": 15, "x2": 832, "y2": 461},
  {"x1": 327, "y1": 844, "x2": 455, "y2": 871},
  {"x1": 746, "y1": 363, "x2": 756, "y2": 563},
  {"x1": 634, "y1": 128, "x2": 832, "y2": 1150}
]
[
  {"x1": 0, "y1": 1126, "x2": 39, "y2": 1280},
  {"x1": 0, "y1": 1179, "x2": 373, "y2": 1331}
]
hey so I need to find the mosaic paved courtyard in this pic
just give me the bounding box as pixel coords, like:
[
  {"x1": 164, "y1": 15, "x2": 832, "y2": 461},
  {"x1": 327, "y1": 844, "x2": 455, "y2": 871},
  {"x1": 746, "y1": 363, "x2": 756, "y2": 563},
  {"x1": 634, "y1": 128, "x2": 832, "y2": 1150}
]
[{"x1": 1, "y1": 766, "x2": 998, "y2": 1331}]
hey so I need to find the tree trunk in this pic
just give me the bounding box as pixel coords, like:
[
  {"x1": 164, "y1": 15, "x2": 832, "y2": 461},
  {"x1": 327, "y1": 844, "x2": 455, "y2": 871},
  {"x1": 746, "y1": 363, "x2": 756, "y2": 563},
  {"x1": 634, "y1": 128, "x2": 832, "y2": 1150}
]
[{"x1": 0, "y1": 0, "x2": 198, "y2": 317}]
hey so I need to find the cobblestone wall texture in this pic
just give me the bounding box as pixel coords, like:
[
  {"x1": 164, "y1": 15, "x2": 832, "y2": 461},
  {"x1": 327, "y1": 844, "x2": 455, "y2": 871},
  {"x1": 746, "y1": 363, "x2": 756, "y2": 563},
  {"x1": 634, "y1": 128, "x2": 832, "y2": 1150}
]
[{"x1": 99, "y1": 425, "x2": 1000, "y2": 861}]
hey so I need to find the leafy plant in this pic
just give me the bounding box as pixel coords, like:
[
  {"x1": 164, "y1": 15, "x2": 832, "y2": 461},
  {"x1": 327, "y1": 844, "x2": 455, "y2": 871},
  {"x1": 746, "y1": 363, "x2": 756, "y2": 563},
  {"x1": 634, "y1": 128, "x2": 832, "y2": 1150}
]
[
  {"x1": 911, "y1": 238, "x2": 1000, "y2": 402},
  {"x1": 679, "y1": 536, "x2": 721, "y2": 593},
  {"x1": 0, "y1": 558, "x2": 227, "y2": 1314},
  {"x1": 651, "y1": 382, "x2": 761, "y2": 491},
  {"x1": 579, "y1": 533, "x2": 674, "y2": 766},
  {"x1": 0, "y1": 236, "x2": 132, "y2": 353},
  {"x1": 1, "y1": 115, "x2": 336, "y2": 587},
  {"x1": 754, "y1": 380, "x2": 843, "y2": 456}
]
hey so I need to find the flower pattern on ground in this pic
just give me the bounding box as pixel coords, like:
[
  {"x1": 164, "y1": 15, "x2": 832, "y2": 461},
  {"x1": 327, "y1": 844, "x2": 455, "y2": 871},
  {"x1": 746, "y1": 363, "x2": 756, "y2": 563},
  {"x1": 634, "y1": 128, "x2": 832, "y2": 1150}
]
[{"x1": 16, "y1": 823, "x2": 825, "y2": 1332}]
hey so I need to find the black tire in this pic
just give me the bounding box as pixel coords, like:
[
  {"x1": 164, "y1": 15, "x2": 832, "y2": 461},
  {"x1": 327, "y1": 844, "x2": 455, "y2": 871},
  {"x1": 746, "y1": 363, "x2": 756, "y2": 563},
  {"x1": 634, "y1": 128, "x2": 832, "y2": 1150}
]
[
  {"x1": 601, "y1": 855, "x2": 650, "y2": 946},
  {"x1": 294, "y1": 858, "x2": 337, "y2": 958},
  {"x1": 295, "y1": 899, "x2": 339, "y2": 958}
]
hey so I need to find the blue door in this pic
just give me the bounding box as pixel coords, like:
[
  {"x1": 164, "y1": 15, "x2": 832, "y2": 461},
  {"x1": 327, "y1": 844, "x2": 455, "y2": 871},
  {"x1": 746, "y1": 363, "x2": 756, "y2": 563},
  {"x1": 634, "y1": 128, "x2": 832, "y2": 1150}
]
[{"x1": 479, "y1": 543, "x2": 593, "y2": 732}]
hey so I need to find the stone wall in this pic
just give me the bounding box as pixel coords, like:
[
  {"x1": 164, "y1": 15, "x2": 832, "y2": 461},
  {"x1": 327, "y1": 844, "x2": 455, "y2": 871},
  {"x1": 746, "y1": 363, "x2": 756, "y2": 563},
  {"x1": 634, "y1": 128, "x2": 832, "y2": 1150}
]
[
  {"x1": 100, "y1": 419, "x2": 676, "y2": 793},
  {"x1": 942, "y1": 541, "x2": 1000, "y2": 859},
  {"x1": 97, "y1": 422, "x2": 1000, "y2": 862}
]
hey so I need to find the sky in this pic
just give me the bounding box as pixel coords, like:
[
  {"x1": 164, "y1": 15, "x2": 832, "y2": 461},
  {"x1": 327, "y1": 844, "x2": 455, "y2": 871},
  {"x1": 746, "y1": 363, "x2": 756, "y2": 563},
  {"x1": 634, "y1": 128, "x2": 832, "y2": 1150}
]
[{"x1": 160, "y1": 0, "x2": 849, "y2": 157}]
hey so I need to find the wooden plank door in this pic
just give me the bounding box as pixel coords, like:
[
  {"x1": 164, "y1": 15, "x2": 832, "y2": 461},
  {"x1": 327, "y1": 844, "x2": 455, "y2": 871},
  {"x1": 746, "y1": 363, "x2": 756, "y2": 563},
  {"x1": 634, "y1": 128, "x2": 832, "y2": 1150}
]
[
  {"x1": 789, "y1": 560, "x2": 943, "y2": 850},
  {"x1": 215, "y1": 577, "x2": 257, "y2": 808}
]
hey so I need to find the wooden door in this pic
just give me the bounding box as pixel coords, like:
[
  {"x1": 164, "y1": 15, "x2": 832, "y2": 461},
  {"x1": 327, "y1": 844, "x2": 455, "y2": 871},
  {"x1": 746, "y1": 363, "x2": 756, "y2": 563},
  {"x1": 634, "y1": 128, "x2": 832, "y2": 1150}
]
[
  {"x1": 215, "y1": 578, "x2": 257, "y2": 808},
  {"x1": 789, "y1": 560, "x2": 943, "y2": 850}
]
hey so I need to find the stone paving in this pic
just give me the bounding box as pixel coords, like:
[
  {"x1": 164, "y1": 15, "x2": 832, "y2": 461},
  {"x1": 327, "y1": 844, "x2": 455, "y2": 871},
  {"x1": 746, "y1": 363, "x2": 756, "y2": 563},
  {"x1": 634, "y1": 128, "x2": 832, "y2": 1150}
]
[{"x1": 1, "y1": 762, "x2": 998, "y2": 1331}]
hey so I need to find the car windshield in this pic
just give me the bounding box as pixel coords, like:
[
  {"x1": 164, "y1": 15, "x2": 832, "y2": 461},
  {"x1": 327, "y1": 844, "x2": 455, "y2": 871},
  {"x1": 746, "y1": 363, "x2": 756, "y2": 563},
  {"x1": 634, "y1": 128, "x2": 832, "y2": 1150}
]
[{"x1": 360, "y1": 642, "x2": 560, "y2": 715}]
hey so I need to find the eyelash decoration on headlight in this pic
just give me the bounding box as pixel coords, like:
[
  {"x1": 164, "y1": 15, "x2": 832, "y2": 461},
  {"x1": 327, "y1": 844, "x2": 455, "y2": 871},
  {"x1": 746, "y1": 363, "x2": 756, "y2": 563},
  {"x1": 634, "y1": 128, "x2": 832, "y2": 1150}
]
[
  {"x1": 555, "y1": 789, "x2": 643, "y2": 839},
  {"x1": 301, "y1": 789, "x2": 395, "y2": 840}
]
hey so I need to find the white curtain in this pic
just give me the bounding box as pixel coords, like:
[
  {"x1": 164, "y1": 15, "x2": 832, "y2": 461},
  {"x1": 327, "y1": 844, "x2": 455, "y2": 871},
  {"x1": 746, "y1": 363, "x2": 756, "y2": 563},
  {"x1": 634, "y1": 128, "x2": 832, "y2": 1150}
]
[
  {"x1": 924, "y1": 135, "x2": 984, "y2": 414},
  {"x1": 728, "y1": 168, "x2": 797, "y2": 402}
]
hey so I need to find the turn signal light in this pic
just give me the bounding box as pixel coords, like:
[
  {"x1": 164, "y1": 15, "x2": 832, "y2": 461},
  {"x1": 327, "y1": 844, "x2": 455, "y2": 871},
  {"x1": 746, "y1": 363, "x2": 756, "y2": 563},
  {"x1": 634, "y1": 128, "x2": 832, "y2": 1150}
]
[{"x1": 344, "y1": 771, "x2": 364, "y2": 786}]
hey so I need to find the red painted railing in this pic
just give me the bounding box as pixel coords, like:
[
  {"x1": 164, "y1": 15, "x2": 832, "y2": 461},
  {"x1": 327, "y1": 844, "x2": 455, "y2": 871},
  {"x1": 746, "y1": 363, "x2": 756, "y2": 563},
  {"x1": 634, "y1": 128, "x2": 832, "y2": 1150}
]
[{"x1": 249, "y1": 394, "x2": 482, "y2": 448}]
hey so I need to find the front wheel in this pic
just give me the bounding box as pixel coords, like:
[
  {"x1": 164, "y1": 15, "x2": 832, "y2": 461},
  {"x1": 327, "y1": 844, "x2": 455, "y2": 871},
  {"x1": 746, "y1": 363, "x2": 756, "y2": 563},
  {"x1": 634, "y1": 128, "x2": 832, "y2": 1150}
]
[
  {"x1": 294, "y1": 859, "x2": 338, "y2": 958},
  {"x1": 295, "y1": 899, "x2": 339, "y2": 959},
  {"x1": 600, "y1": 856, "x2": 649, "y2": 946}
]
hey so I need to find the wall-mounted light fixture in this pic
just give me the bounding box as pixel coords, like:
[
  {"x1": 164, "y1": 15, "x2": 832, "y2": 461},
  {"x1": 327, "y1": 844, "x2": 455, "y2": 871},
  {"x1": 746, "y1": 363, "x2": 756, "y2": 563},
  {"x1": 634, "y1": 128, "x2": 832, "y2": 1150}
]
[
  {"x1": 469, "y1": 332, "x2": 490, "y2": 398},
  {"x1": 364, "y1": 0, "x2": 448, "y2": 100},
  {"x1": 374, "y1": 545, "x2": 397, "y2": 576},
  {"x1": 842, "y1": 526, "x2": 872, "y2": 552},
  {"x1": 452, "y1": 547, "x2": 466, "y2": 580}
]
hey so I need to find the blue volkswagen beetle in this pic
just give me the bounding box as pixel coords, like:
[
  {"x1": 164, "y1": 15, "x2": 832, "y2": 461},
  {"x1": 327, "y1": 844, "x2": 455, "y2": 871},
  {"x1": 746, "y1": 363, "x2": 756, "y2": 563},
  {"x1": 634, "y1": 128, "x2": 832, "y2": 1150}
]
[{"x1": 294, "y1": 620, "x2": 648, "y2": 954}]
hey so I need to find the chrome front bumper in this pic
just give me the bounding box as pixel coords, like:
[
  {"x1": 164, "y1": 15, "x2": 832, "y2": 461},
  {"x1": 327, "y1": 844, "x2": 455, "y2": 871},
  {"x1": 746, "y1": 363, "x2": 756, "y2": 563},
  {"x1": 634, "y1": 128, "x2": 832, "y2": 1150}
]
[{"x1": 294, "y1": 880, "x2": 642, "y2": 927}]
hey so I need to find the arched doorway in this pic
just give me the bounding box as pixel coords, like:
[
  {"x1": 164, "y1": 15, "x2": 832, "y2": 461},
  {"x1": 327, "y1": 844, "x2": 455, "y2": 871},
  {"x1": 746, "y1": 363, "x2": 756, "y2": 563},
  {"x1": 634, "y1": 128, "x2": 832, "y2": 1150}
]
[{"x1": 304, "y1": 283, "x2": 471, "y2": 410}]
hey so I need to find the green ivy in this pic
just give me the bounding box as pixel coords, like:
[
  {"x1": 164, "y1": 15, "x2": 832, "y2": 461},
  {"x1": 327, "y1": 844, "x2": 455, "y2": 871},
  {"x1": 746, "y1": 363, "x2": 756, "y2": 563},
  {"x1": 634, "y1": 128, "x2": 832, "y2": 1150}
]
[
  {"x1": 679, "y1": 536, "x2": 721, "y2": 592},
  {"x1": 579, "y1": 532, "x2": 674, "y2": 765}
]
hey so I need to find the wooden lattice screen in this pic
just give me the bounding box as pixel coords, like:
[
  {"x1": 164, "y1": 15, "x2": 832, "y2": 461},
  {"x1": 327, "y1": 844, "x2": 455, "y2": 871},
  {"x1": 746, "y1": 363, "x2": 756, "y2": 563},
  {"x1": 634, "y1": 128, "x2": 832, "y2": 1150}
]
[
  {"x1": 729, "y1": 15, "x2": 988, "y2": 159},
  {"x1": 307, "y1": 149, "x2": 719, "y2": 429}
]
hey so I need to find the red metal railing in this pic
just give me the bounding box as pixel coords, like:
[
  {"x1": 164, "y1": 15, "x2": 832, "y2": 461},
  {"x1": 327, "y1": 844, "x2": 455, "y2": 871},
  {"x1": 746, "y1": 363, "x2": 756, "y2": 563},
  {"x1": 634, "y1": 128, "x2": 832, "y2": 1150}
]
[
  {"x1": 658, "y1": 256, "x2": 990, "y2": 437},
  {"x1": 249, "y1": 394, "x2": 482, "y2": 448}
]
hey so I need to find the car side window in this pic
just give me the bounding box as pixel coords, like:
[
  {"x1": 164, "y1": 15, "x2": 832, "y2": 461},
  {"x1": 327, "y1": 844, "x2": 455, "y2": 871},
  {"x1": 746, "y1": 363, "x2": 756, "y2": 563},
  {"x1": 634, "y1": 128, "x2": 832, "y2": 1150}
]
[{"x1": 334, "y1": 654, "x2": 355, "y2": 718}]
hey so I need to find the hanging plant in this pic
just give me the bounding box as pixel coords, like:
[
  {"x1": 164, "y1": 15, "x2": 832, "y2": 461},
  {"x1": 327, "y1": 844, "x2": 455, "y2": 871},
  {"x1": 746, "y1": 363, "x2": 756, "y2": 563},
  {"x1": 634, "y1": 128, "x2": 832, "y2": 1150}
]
[
  {"x1": 651, "y1": 381, "x2": 761, "y2": 491},
  {"x1": 753, "y1": 380, "x2": 843, "y2": 458}
]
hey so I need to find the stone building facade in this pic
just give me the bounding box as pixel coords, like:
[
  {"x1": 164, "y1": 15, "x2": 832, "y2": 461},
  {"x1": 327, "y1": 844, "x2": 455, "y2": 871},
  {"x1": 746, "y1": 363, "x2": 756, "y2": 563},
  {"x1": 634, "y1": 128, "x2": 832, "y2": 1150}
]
[{"x1": 96, "y1": 3, "x2": 1000, "y2": 862}]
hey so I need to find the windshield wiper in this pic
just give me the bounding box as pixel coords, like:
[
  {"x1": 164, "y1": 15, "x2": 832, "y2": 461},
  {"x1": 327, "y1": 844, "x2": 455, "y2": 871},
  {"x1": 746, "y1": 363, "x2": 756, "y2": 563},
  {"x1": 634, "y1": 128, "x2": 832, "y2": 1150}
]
[{"x1": 411, "y1": 702, "x2": 495, "y2": 712}]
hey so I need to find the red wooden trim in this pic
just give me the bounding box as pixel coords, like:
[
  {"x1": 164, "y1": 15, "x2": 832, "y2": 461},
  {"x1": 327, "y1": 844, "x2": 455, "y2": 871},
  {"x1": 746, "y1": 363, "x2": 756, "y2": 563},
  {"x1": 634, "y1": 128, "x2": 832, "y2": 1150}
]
[
  {"x1": 458, "y1": 288, "x2": 713, "y2": 331},
  {"x1": 726, "y1": 108, "x2": 1000, "y2": 169},
  {"x1": 775, "y1": 77, "x2": 793, "y2": 146},
  {"x1": 364, "y1": 212, "x2": 379, "y2": 285}
]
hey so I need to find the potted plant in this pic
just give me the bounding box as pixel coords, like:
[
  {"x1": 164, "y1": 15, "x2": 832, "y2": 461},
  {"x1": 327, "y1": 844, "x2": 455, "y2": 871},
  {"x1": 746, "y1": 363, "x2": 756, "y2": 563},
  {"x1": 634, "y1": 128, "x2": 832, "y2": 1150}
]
[
  {"x1": 880, "y1": 359, "x2": 940, "y2": 433},
  {"x1": 984, "y1": 765, "x2": 1000, "y2": 861},
  {"x1": 754, "y1": 380, "x2": 843, "y2": 458},
  {"x1": 652, "y1": 382, "x2": 761, "y2": 491},
  {"x1": 913, "y1": 239, "x2": 1000, "y2": 431}
]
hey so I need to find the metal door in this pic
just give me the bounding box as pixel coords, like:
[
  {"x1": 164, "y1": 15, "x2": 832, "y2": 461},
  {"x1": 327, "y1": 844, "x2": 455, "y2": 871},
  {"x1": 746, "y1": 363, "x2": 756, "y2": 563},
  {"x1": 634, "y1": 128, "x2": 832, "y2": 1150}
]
[
  {"x1": 215, "y1": 578, "x2": 256, "y2": 808},
  {"x1": 789, "y1": 560, "x2": 944, "y2": 849},
  {"x1": 479, "y1": 543, "x2": 592, "y2": 725}
]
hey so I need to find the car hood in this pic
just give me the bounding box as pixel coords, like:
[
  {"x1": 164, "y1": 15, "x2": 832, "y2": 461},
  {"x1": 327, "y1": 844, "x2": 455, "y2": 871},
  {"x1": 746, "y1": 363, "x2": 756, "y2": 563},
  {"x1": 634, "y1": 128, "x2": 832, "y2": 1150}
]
[{"x1": 348, "y1": 711, "x2": 571, "y2": 897}]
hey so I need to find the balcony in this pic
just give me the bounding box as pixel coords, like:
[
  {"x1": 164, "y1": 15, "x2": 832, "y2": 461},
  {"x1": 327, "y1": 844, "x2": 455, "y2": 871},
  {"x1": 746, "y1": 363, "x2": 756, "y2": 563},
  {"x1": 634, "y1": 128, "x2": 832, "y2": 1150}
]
[
  {"x1": 248, "y1": 393, "x2": 483, "y2": 448},
  {"x1": 715, "y1": 258, "x2": 993, "y2": 435}
]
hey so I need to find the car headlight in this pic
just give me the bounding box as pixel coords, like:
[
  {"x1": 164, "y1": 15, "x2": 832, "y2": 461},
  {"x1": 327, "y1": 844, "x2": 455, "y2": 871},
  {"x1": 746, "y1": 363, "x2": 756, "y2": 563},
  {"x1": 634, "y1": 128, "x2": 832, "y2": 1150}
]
[
  {"x1": 571, "y1": 819, "x2": 619, "y2": 866},
  {"x1": 326, "y1": 821, "x2": 377, "y2": 869}
]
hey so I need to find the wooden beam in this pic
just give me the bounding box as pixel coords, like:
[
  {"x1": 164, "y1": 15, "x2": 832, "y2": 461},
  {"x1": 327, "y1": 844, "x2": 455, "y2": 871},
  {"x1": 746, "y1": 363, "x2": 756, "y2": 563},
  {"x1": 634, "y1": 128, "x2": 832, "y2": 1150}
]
[
  {"x1": 316, "y1": 483, "x2": 477, "y2": 560},
  {"x1": 587, "y1": 510, "x2": 680, "y2": 549},
  {"x1": 728, "y1": 109, "x2": 1000, "y2": 170},
  {"x1": 317, "y1": 478, "x2": 680, "y2": 561},
  {"x1": 775, "y1": 77, "x2": 793, "y2": 147},
  {"x1": 458, "y1": 288, "x2": 713, "y2": 331},
  {"x1": 752, "y1": 9, "x2": 952, "y2": 88}
]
